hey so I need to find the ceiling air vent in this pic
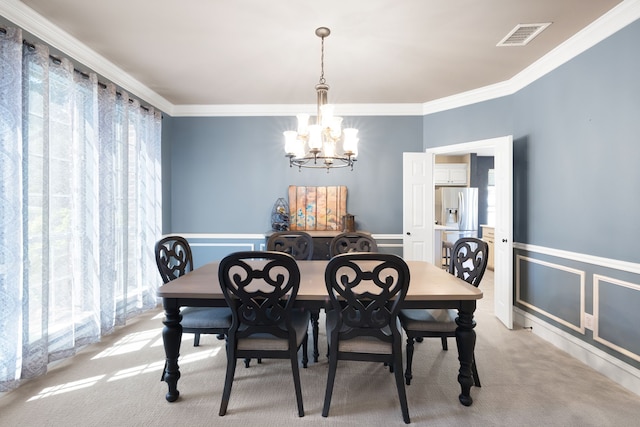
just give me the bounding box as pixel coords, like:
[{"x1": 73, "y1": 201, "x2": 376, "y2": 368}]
[{"x1": 497, "y1": 22, "x2": 551, "y2": 47}]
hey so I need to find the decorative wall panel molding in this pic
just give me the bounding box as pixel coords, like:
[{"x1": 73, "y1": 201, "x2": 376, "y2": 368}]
[
  {"x1": 593, "y1": 274, "x2": 640, "y2": 363},
  {"x1": 516, "y1": 254, "x2": 585, "y2": 334}
]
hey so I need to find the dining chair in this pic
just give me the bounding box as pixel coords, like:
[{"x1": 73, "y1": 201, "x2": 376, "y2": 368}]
[
  {"x1": 328, "y1": 231, "x2": 378, "y2": 257},
  {"x1": 217, "y1": 251, "x2": 310, "y2": 417},
  {"x1": 399, "y1": 237, "x2": 488, "y2": 387},
  {"x1": 266, "y1": 231, "x2": 314, "y2": 260},
  {"x1": 267, "y1": 230, "x2": 319, "y2": 363},
  {"x1": 322, "y1": 253, "x2": 411, "y2": 424},
  {"x1": 155, "y1": 235, "x2": 232, "y2": 347}
]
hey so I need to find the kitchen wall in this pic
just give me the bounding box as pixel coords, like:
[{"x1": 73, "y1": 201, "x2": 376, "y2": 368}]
[{"x1": 472, "y1": 155, "x2": 494, "y2": 229}]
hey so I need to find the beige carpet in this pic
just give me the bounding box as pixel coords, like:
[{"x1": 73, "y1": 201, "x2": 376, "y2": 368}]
[{"x1": 2, "y1": 270, "x2": 640, "y2": 426}]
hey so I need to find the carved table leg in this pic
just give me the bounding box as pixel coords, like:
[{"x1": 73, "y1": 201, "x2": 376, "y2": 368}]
[
  {"x1": 404, "y1": 336, "x2": 415, "y2": 385},
  {"x1": 455, "y1": 300, "x2": 477, "y2": 406},
  {"x1": 162, "y1": 299, "x2": 183, "y2": 402},
  {"x1": 310, "y1": 309, "x2": 320, "y2": 362}
]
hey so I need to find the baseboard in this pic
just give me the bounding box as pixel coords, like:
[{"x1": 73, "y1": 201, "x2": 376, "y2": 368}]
[{"x1": 514, "y1": 307, "x2": 640, "y2": 397}]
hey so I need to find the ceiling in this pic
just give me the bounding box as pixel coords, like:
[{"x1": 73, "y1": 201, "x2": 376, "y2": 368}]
[{"x1": 6, "y1": 0, "x2": 629, "y2": 112}]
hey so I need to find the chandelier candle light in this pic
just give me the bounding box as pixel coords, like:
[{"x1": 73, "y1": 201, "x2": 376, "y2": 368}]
[{"x1": 284, "y1": 27, "x2": 359, "y2": 171}]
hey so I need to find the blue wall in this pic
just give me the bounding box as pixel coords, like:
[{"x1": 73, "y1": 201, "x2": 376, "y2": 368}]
[
  {"x1": 162, "y1": 115, "x2": 422, "y2": 234},
  {"x1": 419, "y1": 20, "x2": 640, "y2": 264},
  {"x1": 511, "y1": 20, "x2": 640, "y2": 261},
  {"x1": 423, "y1": 96, "x2": 514, "y2": 148}
]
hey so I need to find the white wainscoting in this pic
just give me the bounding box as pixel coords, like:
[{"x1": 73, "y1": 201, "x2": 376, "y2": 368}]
[
  {"x1": 593, "y1": 274, "x2": 640, "y2": 363},
  {"x1": 515, "y1": 254, "x2": 586, "y2": 334}
]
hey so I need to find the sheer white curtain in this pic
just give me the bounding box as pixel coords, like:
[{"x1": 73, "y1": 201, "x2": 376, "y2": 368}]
[{"x1": 0, "y1": 27, "x2": 162, "y2": 391}]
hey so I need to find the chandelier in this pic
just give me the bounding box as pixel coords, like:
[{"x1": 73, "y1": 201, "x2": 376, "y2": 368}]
[{"x1": 284, "y1": 27, "x2": 359, "y2": 171}]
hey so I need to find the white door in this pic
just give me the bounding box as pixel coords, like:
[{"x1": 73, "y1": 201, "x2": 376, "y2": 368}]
[
  {"x1": 402, "y1": 153, "x2": 433, "y2": 262},
  {"x1": 492, "y1": 136, "x2": 514, "y2": 329},
  {"x1": 403, "y1": 136, "x2": 514, "y2": 329}
]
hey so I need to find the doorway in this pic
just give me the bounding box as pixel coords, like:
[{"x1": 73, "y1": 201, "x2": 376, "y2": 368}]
[{"x1": 403, "y1": 136, "x2": 513, "y2": 329}]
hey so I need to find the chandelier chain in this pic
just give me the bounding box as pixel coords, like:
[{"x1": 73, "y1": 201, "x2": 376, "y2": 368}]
[{"x1": 319, "y1": 35, "x2": 326, "y2": 85}]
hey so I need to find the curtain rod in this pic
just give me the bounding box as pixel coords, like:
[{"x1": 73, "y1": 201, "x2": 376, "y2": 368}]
[{"x1": 1, "y1": 25, "x2": 151, "y2": 112}]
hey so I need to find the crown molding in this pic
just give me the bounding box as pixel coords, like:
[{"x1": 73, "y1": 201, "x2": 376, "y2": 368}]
[
  {"x1": 170, "y1": 102, "x2": 424, "y2": 117},
  {"x1": 421, "y1": 80, "x2": 514, "y2": 115},
  {"x1": 511, "y1": 0, "x2": 640, "y2": 94},
  {"x1": 0, "y1": 0, "x2": 173, "y2": 113},
  {"x1": 3, "y1": 0, "x2": 639, "y2": 118},
  {"x1": 421, "y1": 0, "x2": 640, "y2": 115}
]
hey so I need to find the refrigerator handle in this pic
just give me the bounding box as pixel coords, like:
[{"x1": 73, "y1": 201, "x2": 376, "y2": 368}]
[{"x1": 458, "y1": 192, "x2": 464, "y2": 229}]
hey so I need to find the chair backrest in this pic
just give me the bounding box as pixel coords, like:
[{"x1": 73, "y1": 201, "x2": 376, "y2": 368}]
[
  {"x1": 448, "y1": 237, "x2": 489, "y2": 287},
  {"x1": 218, "y1": 251, "x2": 301, "y2": 340},
  {"x1": 155, "y1": 235, "x2": 193, "y2": 284},
  {"x1": 267, "y1": 231, "x2": 314, "y2": 260},
  {"x1": 324, "y1": 253, "x2": 410, "y2": 342},
  {"x1": 329, "y1": 232, "x2": 378, "y2": 257}
]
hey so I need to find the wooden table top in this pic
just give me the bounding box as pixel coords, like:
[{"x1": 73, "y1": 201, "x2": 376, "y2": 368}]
[{"x1": 157, "y1": 260, "x2": 482, "y2": 302}]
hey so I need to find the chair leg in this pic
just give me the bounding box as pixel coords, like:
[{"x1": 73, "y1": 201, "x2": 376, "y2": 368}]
[
  {"x1": 219, "y1": 353, "x2": 237, "y2": 416},
  {"x1": 393, "y1": 350, "x2": 411, "y2": 424},
  {"x1": 290, "y1": 349, "x2": 305, "y2": 417},
  {"x1": 441, "y1": 336, "x2": 448, "y2": 351},
  {"x1": 302, "y1": 332, "x2": 309, "y2": 368},
  {"x1": 193, "y1": 333, "x2": 201, "y2": 347},
  {"x1": 322, "y1": 352, "x2": 339, "y2": 418},
  {"x1": 472, "y1": 356, "x2": 481, "y2": 387},
  {"x1": 405, "y1": 337, "x2": 415, "y2": 385}
]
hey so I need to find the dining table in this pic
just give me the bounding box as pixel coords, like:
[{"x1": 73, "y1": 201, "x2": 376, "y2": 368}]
[{"x1": 157, "y1": 259, "x2": 483, "y2": 407}]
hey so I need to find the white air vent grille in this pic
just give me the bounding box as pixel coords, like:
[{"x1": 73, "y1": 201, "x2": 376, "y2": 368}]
[{"x1": 497, "y1": 22, "x2": 551, "y2": 47}]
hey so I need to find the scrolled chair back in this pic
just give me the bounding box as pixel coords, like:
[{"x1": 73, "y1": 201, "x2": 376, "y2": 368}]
[
  {"x1": 324, "y1": 252, "x2": 410, "y2": 340},
  {"x1": 329, "y1": 232, "x2": 378, "y2": 257},
  {"x1": 155, "y1": 235, "x2": 193, "y2": 283},
  {"x1": 218, "y1": 251, "x2": 301, "y2": 339},
  {"x1": 449, "y1": 237, "x2": 489, "y2": 287},
  {"x1": 267, "y1": 231, "x2": 314, "y2": 260}
]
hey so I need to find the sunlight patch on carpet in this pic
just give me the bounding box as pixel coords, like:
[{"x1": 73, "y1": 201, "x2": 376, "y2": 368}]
[
  {"x1": 26, "y1": 375, "x2": 105, "y2": 401},
  {"x1": 92, "y1": 329, "x2": 160, "y2": 359}
]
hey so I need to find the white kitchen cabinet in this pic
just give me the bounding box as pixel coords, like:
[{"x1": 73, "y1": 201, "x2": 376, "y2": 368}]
[{"x1": 434, "y1": 163, "x2": 468, "y2": 186}]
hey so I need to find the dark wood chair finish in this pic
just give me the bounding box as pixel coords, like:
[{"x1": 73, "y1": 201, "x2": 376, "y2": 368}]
[
  {"x1": 328, "y1": 231, "x2": 378, "y2": 257},
  {"x1": 266, "y1": 231, "x2": 314, "y2": 260},
  {"x1": 267, "y1": 230, "x2": 319, "y2": 363},
  {"x1": 217, "y1": 251, "x2": 310, "y2": 417},
  {"x1": 322, "y1": 253, "x2": 411, "y2": 424},
  {"x1": 399, "y1": 237, "x2": 488, "y2": 387},
  {"x1": 155, "y1": 236, "x2": 231, "y2": 347}
]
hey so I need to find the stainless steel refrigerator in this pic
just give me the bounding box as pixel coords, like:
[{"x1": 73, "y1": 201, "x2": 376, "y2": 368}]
[{"x1": 435, "y1": 187, "x2": 479, "y2": 243}]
